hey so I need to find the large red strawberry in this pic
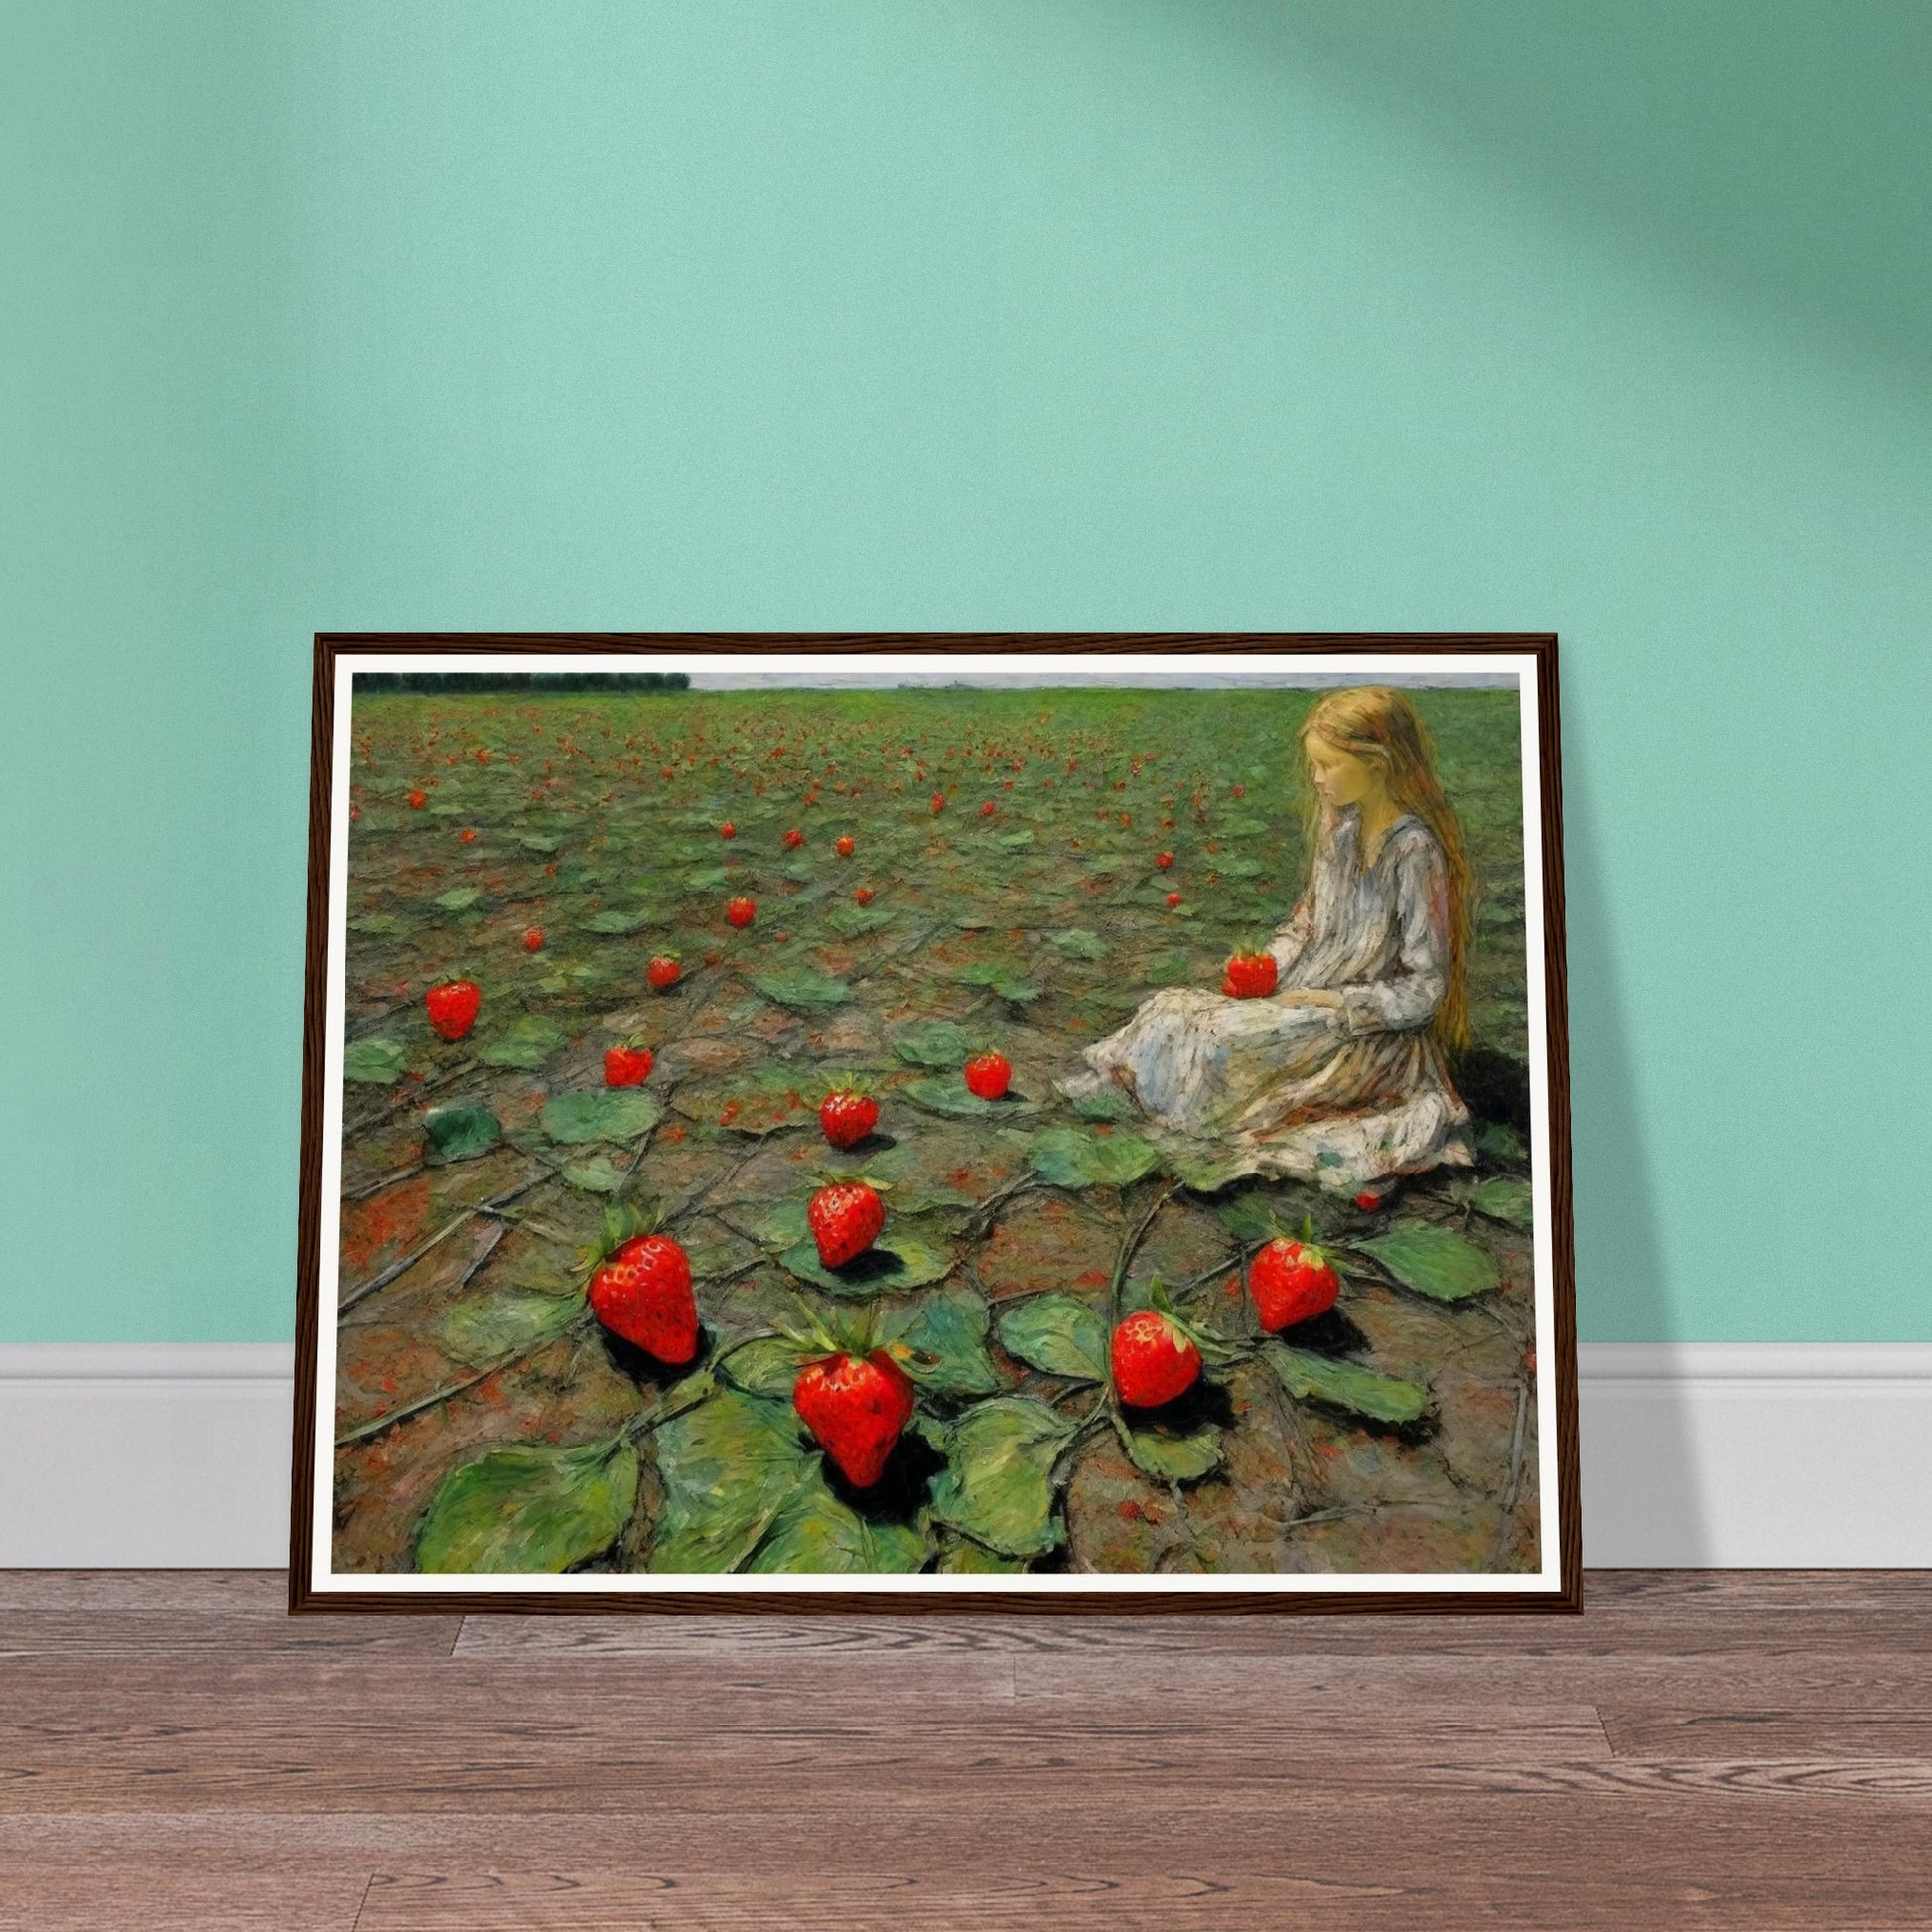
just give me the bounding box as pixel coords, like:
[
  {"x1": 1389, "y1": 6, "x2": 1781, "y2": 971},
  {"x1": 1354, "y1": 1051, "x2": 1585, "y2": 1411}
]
[
  {"x1": 604, "y1": 1044, "x2": 653, "y2": 1088},
  {"x1": 726, "y1": 897, "x2": 757, "y2": 927},
  {"x1": 807, "y1": 1181, "x2": 885, "y2": 1268},
  {"x1": 588, "y1": 1234, "x2": 697, "y2": 1365},
  {"x1": 424, "y1": 979, "x2": 481, "y2": 1041},
  {"x1": 646, "y1": 953, "x2": 682, "y2": 991},
  {"x1": 1248, "y1": 1236, "x2": 1339, "y2": 1331},
  {"x1": 1222, "y1": 950, "x2": 1279, "y2": 999},
  {"x1": 963, "y1": 1051, "x2": 1010, "y2": 1100},
  {"x1": 794, "y1": 1351, "x2": 914, "y2": 1488},
  {"x1": 1110, "y1": 1310, "x2": 1202, "y2": 1409},
  {"x1": 819, "y1": 1088, "x2": 879, "y2": 1150}
]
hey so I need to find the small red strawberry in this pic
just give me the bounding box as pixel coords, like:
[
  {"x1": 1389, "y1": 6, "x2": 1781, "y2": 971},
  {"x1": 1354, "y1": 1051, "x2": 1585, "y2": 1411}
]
[
  {"x1": 854, "y1": 886, "x2": 875, "y2": 905},
  {"x1": 522, "y1": 927, "x2": 544, "y2": 952},
  {"x1": 1232, "y1": 782, "x2": 1246, "y2": 797},
  {"x1": 424, "y1": 979, "x2": 481, "y2": 1041},
  {"x1": 407, "y1": 789, "x2": 427, "y2": 809},
  {"x1": 646, "y1": 952, "x2": 682, "y2": 991},
  {"x1": 807, "y1": 1181, "x2": 885, "y2": 1268},
  {"x1": 1155, "y1": 851, "x2": 1173, "y2": 869},
  {"x1": 719, "y1": 821, "x2": 736, "y2": 839},
  {"x1": 1354, "y1": 1190, "x2": 1382, "y2": 1212},
  {"x1": 979, "y1": 800, "x2": 995, "y2": 817},
  {"x1": 604, "y1": 1044, "x2": 653, "y2": 1088},
  {"x1": 1166, "y1": 891, "x2": 1182, "y2": 907},
  {"x1": 459, "y1": 827, "x2": 477, "y2": 844},
  {"x1": 836, "y1": 835, "x2": 855, "y2": 857},
  {"x1": 794, "y1": 1351, "x2": 914, "y2": 1488},
  {"x1": 1222, "y1": 950, "x2": 1278, "y2": 998},
  {"x1": 819, "y1": 1087, "x2": 879, "y2": 1150},
  {"x1": 963, "y1": 1051, "x2": 1010, "y2": 1100},
  {"x1": 783, "y1": 827, "x2": 805, "y2": 849},
  {"x1": 1248, "y1": 1236, "x2": 1339, "y2": 1331},
  {"x1": 930, "y1": 792, "x2": 945, "y2": 814},
  {"x1": 1111, "y1": 1310, "x2": 1202, "y2": 1409},
  {"x1": 726, "y1": 897, "x2": 757, "y2": 927},
  {"x1": 589, "y1": 1233, "x2": 697, "y2": 1364}
]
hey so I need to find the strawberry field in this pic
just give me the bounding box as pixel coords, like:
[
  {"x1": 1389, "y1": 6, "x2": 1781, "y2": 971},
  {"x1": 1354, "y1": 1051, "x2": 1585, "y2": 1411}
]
[{"x1": 332, "y1": 681, "x2": 1541, "y2": 1579}]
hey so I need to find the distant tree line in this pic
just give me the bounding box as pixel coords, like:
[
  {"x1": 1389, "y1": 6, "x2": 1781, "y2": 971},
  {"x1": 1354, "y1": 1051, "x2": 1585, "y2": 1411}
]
[{"x1": 353, "y1": 671, "x2": 692, "y2": 694}]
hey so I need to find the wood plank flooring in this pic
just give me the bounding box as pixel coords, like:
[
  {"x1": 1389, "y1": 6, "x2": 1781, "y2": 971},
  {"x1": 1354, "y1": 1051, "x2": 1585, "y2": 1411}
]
[{"x1": 2, "y1": 1572, "x2": 1929, "y2": 1928}]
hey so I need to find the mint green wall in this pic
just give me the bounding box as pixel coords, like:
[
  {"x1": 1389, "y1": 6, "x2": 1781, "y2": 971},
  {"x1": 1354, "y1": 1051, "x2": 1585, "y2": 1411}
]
[{"x1": 4, "y1": 3, "x2": 1926, "y2": 1343}]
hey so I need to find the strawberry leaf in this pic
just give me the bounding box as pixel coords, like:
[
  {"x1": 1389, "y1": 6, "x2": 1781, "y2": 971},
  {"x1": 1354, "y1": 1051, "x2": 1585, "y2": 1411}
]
[
  {"x1": 718, "y1": 1334, "x2": 811, "y2": 1400},
  {"x1": 479, "y1": 1014, "x2": 568, "y2": 1070},
  {"x1": 927, "y1": 1397, "x2": 1078, "y2": 1559},
  {"x1": 540, "y1": 1089, "x2": 664, "y2": 1145},
  {"x1": 749, "y1": 967, "x2": 851, "y2": 1009},
  {"x1": 1266, "y1": 1343, "x2": 1431, "y2": 1425},
  {"x1": 579, "y1": 909, "x2": 654, "y2": 935},
  {"x1": 1355, "y1": 1222, "x2": 1500, "y2": 1302},
  {"x1": 1112, "y1": 1411, "x2": 1223, "y2": 1483},
  {"x1": 747, "y1": 1472, "x2": 928, "y2": 1574},
  {"x1": 1469, "y1": 1177, "x2": 1535, "y2": 1230},
  {"x1": 901, "y1": 1074, "x2": 1041, "y2": 1119},
  {"x1": 414, "y1": 1440, "x2": 636, "y2": 1574},
  {"x1": 996, "y1": 1295, "x2": 1108, "y2": 1383},
  {"x1": 777, "y1": 1235, "x2": 954, "y2": 1300},
  {"x1": 343, "y1": 1038, "x2": 407, "y2": 1085},
  {"x1": 1027, "y1": 1126, "x2": 1161, "y2": 1191},
  {"x1": 646, "y1": 1390, "x2": 812, "y2": 1574},
  {"x1": 874, "y1": 1286, "x2": 999, "y2": 1397},
  {"x1": 422, "y1": 1104, "x2": 500, "y2": 1162},
  {"x1": 891, "y1": 1020, "x2": 975, "y2": 1068},
  {"x1": 440, "y1": 1287, "x2": 583, "y2": 1366}
]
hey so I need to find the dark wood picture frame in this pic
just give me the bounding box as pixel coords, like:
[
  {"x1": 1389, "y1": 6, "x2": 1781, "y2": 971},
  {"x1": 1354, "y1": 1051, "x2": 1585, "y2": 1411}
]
[{"x1": 293, "y1": 633, "x2": 1577, "y2": 1615}]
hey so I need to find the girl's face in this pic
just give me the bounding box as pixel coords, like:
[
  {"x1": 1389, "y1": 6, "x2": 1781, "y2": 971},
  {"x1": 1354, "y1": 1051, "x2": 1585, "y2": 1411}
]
[{"x1": 1304, "y1": 733, "x2": 1384, "y2": 809}]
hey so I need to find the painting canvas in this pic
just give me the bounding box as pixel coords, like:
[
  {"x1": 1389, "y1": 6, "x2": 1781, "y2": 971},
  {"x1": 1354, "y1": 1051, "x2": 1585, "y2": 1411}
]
[{"x1": 293, "y1": 636, "x2": 1577, "y2": 1609}]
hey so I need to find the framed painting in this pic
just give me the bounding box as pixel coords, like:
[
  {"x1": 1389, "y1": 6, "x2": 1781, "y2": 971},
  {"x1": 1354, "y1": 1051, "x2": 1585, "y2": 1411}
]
[{"x1": 292, "y1": 634, "x2": 1577, "y2": 1611}]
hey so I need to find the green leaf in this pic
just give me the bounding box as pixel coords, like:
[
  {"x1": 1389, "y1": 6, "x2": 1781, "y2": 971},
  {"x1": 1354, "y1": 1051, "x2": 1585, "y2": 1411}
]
[
  {"x1": 1068, "y1": 1083, "x2": 1138, "y2": 1123},
  {"x1": 893, "y1": 1020, "x2": 976, "y2": 1068},
  {"x1": 1044, "y1": 928, "x2": 1109, "y2": 960},
  {"x1": 778, "y1": 1235, "x2": 955, "y2": 1300},
  {"x1": 647, "y1": 1389, "x2": 812, "y2": 1574},
  {"x1": 827, "y1": 904, "x2": 897, "y2": 938},
  {"x1": 901, "y1": 1074, "x2": 1040, "y2": 1119},
  {"x1": 579, "y1": 909, "x2": 653, "y2": 935},
  {"x1": 1219, "y1": 857, "x2": 1265, "y2": 878},
  {"x1": 1027, "y1": 1126, "x2": 1161, "y2": 1190},
  {"x1": 415, "y1": 1441, "x2": 636, "y2": 1574},
  {"x1": 928, "y1": 1398, "x2": 1078, "y2": 1559},
  {"x1": 1114, "y1": 1412, "x2": 1224, "y2": 1482},
  {"x1": 479, "y1": 1014, "x2": 568, "y2": 1070},
  {"x1": 343, "y1": 1037, "x2": 406, "y2": 1085},
  {"x1": 684, "y1": 865, "x2": 734, "y2": 890},
  {"x1": 1477, "y1": 1121, "x2": 1529, "y2": 1167},
  {"x1": 996, "y1": 829, "x2": 1035, "y2": 849},
  {"x1": 540, "y1": 1089, "x2": 665, "y2": 1145},
  {"x1": 1470, "y1": 1176, "x2": 1535, "y2": 1230},
  {"x1": 520, "y1": 833, "x2": 563, "y2": 853},
  {"x1": 440, "y1": 1288, "x2": 583, "y2": 1366},
  {"x1": 1166, "y1": 1145, "x2": 1253, "y2": 1193},
  {"x1": 747, "y1": 1472, "x2": 928, "y2": 1574},
  {"x1": 422, "y1": 1104, "x2": 500, "y2": 1163},
  {"x1": 561, "y1": 1154, "x2": 632, "y2": 1194},
  {"x1": 718, "y1": 1335, "x2": 810, "y2": 1400},
  {"x1": 937, "y1": 1537, "x2": 1026, "y2": 1575},
  {"x1": 1356, "y1": 1221, "x2": 1501, "y2": 1302},
  {"x1": 1267, "y1": 1344, "x2": 1430, "y2": 1425},
  {"x1": 876, "y1": 1286, "x2": 1000, "y2": 1397},
  {"x1": 721, "y1": 1196, "x2": 810, "y2": 1250},
  {"x1": 749, "y1": 967, "x2": 851, "y2": 1009},
  {"x1": 347, "y1": 913, "x2": 403, "y2": 936},
  {"x1": 996, "y1": 1295, "x2": 1108, "y2": 1382},
  {"x1": 434, "y1": 886, "x2": 483, "y2": 912},
  {"x1": 954, "y1": 962, "x2": 1039, "y2": 1002}
]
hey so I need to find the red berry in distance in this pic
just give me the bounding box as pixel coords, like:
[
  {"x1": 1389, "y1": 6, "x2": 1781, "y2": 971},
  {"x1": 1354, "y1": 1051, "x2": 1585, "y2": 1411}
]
[
  {"x1": 459, "y1": 827, "x2": 477, "y2": 844},
  {"x1": 604, "y1": 1044, "x2": 653, "y2": 1088},
  {"x1": 794, "y1": 1351, "x2": 914, "y2": 1488},
  {"x1": 1166, "y1": 891, "x2": 1182, "y2": 908},
  {"x1": 854, "y1": 886, "x2": 875, "y2": 905},
  {"x1": 589, "y1": 1234, "x2": 697, "y2": 1365},
  {"x1": 819, "y1": 1088, "x2": 880, "y2": 1150},
  {"x1": 726, "y1": 897, "x2": 757, "y2": 927},
  {"x1": 783, "y1": 827, "x2": 805, "y2": 849},
  {"x1": 646, "y1": 953, "x2": 682, "y2": 991},
  {"x1": 407, "y1": 789, "x2": 427, "y2": 809},
  {"x1": 807, "y1": 1181, "x2": 885, "y2": 1269},
  {"x1": 836, "y1": 835, "x2": 856, "y2": 858},
  {"x1": 1354, "y1": 1190, "x2": 1382, "y2": 1212},
  {"x1": 1156, "y1": 850, "x2": 1173, "y2": 869},
  {"x1": 963, "y1": 1051, "x2": 1011, "y2": 1101},
  {"x1": 424, "y1": 979, "x2": 481, "y2": 1041},
  {"x1": 522, "y1": 927, "x2": 544, "y2": 952},
  {"x1": 1248, "y1": 1237, "x2": 1340, "y2": 1332},
  {"x1": 1222, "y1": 951, "x2": 1278, "y2": 998},
  {"x1": 719, "y1": 821, "x2": 736, "y2": 839},
  {"x1": 979, "y1": 800, "x2": 995, "y2": 817},
  {"x1": 1111, "y1": 1311, "x2": 1202, "y2": 1409},
  {"x1": 930, "y1": 792, "x2": 945, "y2": 814}
]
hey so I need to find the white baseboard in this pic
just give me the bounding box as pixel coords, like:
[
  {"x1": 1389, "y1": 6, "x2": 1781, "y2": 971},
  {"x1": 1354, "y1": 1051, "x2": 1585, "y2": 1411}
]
[{"x1": 3, "y1": 1343, "x2": 1929, "y2": 1570}]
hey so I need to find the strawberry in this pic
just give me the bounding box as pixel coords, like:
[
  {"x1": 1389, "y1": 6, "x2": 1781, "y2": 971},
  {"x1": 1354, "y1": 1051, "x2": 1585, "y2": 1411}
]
[
  {"x1": 726, "y1": 897, "x2": 757, "y2": 927},
  {"x1": 794, "y1": 1351, "x2": 914, "y2": 1488},
  {"x1": 783, "y1": 828, "x2": 805, "y2": 849},
  {"x1": 1155, "y1": 851, "x2": 1173, "y2": 869},
  {"x1": 522, "y1": 927, "x2": 544, "y2": 952},
  {"x1": 819, "y1": 1087, "x2": 879, "y2": 1150},
  {"x1": 963, "y1": 1050, "x2": 1010, "y2": 1100},
  {"x1": 1248, "y1": 1237, "x2": 1339, "y2": 1331},
  {"x1": 854, "y1": 886, "x2": 875, "y2": 905},
  {"x1": 423, "y1": 978, "x2": 480, "y2": 1041},
  {"x1": 604, "y1": 1044, "x2": 653, "y2": 1088},
  {"x1": 1111, "y1": 1310, "x2": 1202, "y2": 1409},
  {"x1": 407, "y1": 789, "x2": 427, "y2": 809},
  {"x1": 646, "y1": 952, "x2": 682, "y2": 991},
  {"x1": 1222, "y1": 950, "x2": 1278, "y2": 999},
  {"x1": 1354, "y1": 1190, "x2": 1382, "y2": 1212},
  {"x1": 979, "y1": 800, "x2": 995, "y2": 817},
  {"x1": 836, "y1": 835, "x2": 855, "y2": 857},
  {"x1": 719, "y1": 821, "x2": 736, "y2": 839},
  {"x1": 930, "y1": 791, "x2": 945, "y2": 814},
  {"x1": 1166, "y1": 891, "x2": 1182, "y2": 908},
  {"x1": 807, "y1": 1181, "x2": 885, "y2": 1268},
  {"x1": 459, "y1": 827, "x2": 477, "y2": 844},
  {"x1": 589, "y1": 1233, "x2": 697, "y2": 1365}
]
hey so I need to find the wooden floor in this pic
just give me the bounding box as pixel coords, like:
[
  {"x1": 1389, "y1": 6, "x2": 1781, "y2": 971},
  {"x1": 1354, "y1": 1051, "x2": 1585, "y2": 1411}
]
[{"x1": 3, "y1": 1573, "x2": 1930, "y2": 1929}]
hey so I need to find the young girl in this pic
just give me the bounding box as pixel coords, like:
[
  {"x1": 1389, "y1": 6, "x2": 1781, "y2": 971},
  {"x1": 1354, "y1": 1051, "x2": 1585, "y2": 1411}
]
[{"x1": 1059, "y1": 684, "x2": 1478, "y2": 1194}]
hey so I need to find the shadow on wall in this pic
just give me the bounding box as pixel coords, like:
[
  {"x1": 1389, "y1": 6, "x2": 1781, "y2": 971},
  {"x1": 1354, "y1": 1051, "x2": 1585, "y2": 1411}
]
[{"x1": 1202, "y1": 0, "x2": 1932, "y2": 396}]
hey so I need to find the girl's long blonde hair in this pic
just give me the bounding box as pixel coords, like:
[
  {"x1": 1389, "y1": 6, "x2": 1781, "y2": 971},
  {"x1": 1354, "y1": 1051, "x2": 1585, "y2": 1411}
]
[{"x1": 1299, "y1": 685, "x2": 1477, "y2": 1054}]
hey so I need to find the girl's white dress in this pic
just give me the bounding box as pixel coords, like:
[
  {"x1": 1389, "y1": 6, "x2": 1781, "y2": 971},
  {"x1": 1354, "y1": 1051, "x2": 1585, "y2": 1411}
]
[{"x1": 1060, "y1": 807, "x2": 1475, "y2": 1193}]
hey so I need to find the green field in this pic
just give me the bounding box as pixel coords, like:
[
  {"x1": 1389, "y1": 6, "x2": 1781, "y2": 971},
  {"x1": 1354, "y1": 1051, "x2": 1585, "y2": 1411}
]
[{"x1": 332, "y1": 683, "x2": 1539, "y2": 1578}]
